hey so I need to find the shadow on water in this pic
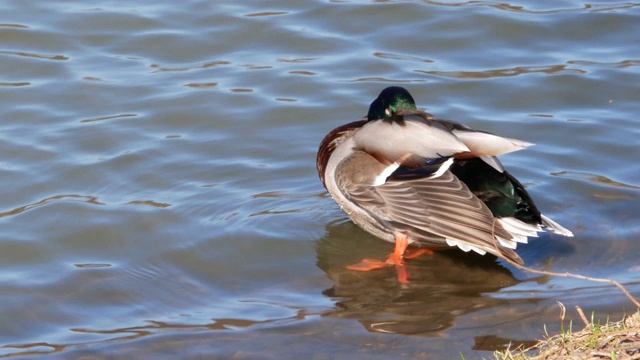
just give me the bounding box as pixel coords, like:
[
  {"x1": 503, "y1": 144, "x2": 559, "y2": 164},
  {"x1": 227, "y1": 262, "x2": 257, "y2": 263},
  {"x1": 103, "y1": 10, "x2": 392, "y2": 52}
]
[{"x1": 315, "y1": 219, "x2": 551, "y2": 339}]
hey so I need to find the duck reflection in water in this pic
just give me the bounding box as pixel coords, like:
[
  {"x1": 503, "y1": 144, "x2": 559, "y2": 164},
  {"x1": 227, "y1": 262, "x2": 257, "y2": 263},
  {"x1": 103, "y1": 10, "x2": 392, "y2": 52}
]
[{"x1": 316, "y1": 219, "x2": 550, "y2": 338}]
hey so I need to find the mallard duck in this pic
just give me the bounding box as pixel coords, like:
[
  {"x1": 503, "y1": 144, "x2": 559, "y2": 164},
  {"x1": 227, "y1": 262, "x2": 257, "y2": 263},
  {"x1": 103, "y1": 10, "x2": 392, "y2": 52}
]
[{"x1": 316, "y1": 86, "x2": 573, "y2": 282}]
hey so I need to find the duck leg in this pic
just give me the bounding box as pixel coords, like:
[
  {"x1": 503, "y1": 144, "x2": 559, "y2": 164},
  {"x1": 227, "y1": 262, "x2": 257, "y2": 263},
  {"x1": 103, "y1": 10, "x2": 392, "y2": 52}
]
[
  {"x1": 403, "y1": 247, "x2": 434, "y2": 259},
  {"x1": 347, "y1": 234, "x2": 412, "y2": 282}
]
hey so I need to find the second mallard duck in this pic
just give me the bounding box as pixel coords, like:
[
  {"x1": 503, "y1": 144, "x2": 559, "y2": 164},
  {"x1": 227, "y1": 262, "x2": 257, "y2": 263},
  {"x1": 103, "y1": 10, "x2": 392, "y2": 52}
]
[{"x1": 316, "y1": 86, "x2": 573, "y2": 282}]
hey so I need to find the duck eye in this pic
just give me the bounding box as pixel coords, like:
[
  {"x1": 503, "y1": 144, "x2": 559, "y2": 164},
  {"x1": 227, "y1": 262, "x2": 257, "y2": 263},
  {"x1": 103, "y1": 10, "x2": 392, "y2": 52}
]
[{"x1": 384, "y1": 108, "x2": 391, "y2": 117}]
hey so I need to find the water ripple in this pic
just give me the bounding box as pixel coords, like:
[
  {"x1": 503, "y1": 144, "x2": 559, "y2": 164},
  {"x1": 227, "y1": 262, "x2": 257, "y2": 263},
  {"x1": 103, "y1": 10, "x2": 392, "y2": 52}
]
[
  {"x1": 0, "y1": 23, "x2": 29, "y2": 29},
  {"x1": 149, "y1": 60, "x2": 231, "y2": 73},
  {"x1": 74, "y1": 263, "x2": 112, "y2": 269},
  {"x1": 0, "y1": 82, "x2": 30, "y2": 87},
  {"x1": 551, "y1": 171, "x2": 640, "y2": 190},
  {"x1": 0, "y1": 50, "x2": 68, "y2": 61},
  {"x1": 349, "y1": 77, "x2": 426, "y2": 83},
  {"x1": 416, "y1": 64, "x2": 585, "y2": 79},
  {"x1": 79, "y1": 113, "x2": 138, "y2": 123},
  {"x1": 421, "y1": 1, "x2": 640, "y2": 14},
  {"x1": 373, "y1": 52, "x2": 434, "y2": 63},
  {"x1": 277, "y1": 57, "x2": 319, "y2": 63},
  {"x1": 568, "y1": 59, "x2": 640, "y2": 69},
  {"x1": 0, "y1": 311, "x2": 313, "y2": 358},
  {"x1": 184, "y1": 82, "x2": 218, "y2": 88},
  {"x1": 0, "y1": 195, "x2": 105, "y2": 219},
  {"x1": 244, "y1": 11, "x2": 289, "y2": 17},
  {"x1": 125, "y1": 200, "x2": 172, "y2": 208},
  {"x1": 288, "y1": 70, "x2": 316, "y2": 76}
]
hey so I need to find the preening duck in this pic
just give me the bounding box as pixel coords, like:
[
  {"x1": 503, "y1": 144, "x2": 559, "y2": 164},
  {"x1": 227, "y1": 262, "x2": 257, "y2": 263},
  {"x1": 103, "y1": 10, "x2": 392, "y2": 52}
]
[{"x1": 316, "y1": 86, "x2": 573, "y2": 282}]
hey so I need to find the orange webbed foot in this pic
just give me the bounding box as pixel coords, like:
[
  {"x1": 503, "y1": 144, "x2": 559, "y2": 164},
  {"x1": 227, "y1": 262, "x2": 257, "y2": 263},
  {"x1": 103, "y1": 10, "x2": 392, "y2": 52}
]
[{"x1": 346, "y1": 234, "x2": 412, "y2": 283}]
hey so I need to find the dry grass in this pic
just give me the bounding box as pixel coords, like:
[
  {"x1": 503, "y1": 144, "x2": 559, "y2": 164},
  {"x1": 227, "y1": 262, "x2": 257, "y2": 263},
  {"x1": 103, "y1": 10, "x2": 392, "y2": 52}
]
[{"x1": 493, "y1": 306, "x2": 640, "y2": 360}]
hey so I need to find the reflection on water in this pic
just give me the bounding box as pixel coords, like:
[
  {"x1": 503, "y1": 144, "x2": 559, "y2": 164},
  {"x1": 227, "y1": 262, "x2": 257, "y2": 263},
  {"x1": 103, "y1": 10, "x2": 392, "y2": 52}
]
[
  {"x1": 472, "y1": 334, "x2": 538, "y2": 352},
  {"x1": 316, "y1": 220, "x2": 550, "y2": 340}
]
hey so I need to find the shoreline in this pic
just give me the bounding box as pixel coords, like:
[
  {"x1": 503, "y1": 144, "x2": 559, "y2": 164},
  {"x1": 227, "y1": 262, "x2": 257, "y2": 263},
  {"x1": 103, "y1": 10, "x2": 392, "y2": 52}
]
[{"x1": 493, "y1": 307, "x2": 640, "y2": 359}]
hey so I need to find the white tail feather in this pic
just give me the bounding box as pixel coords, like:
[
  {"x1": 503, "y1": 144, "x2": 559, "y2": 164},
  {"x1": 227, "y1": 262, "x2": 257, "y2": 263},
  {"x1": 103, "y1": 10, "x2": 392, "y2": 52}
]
[
  {"x1": 446, "y1": 238, "x2": 487, "y2": 255},
  {"x1": 540, "y1": 214, "x2": 574, "y2": 237},
  {"x1": 498, "y1": 217, "x2": 541, "y2": 240},
  {"x1": 497, "y1": 237, "x2": 518, "y2": 249}
]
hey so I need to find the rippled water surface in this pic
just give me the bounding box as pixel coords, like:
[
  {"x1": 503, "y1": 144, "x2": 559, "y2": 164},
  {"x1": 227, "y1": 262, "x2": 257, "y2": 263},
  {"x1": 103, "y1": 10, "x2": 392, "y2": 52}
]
[{"x1": 1, "y1": 0, "x2": 639, "y2": 358}]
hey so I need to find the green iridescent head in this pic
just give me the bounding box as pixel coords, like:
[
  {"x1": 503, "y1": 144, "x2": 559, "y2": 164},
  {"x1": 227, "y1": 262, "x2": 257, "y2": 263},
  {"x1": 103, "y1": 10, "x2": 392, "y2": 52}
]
[{"x1": 367, "y1": 86, "x2": 417, "y2": 121}]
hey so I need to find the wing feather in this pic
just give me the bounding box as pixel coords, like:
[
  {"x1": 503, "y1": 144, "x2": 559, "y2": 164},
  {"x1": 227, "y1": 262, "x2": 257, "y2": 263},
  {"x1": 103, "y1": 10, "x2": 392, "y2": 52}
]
[{"x1": 335, "y1": 153, "x2": 523, "y2": 263}]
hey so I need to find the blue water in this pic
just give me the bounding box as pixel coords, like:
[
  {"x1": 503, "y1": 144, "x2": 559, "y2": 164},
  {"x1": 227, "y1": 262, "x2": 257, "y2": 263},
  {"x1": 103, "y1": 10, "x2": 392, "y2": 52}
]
[{"x1": 1, "y1": 1, "x2": 639, "y2": 358}]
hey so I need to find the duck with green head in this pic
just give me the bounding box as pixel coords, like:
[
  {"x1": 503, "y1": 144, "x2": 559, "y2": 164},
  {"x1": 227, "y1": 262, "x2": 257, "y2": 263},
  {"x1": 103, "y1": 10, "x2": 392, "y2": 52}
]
[{"x1": 316, "y1": 86, "x2": 573, "y2": 283}]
